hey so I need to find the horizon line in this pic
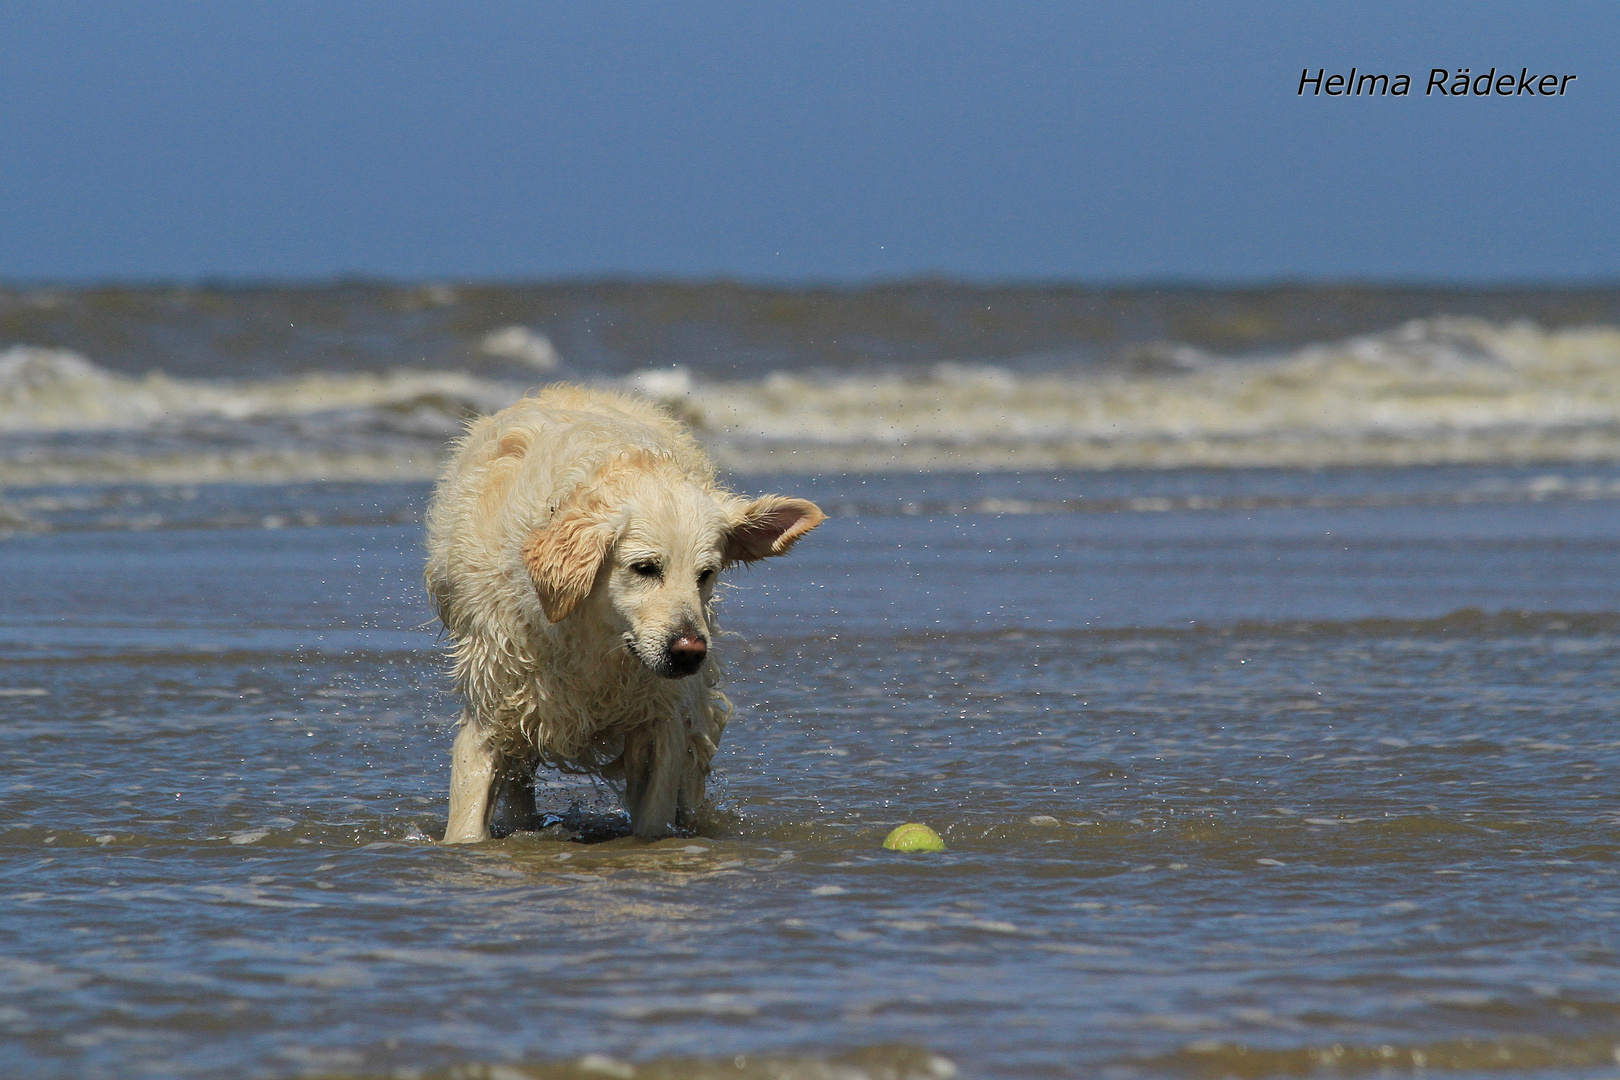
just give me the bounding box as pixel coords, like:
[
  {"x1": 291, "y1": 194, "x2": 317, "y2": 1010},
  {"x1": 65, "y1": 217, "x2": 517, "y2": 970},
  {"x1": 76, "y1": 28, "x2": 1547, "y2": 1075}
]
[{"x1": 5, "y1": 273, "x2": 1620, "y2": 293}]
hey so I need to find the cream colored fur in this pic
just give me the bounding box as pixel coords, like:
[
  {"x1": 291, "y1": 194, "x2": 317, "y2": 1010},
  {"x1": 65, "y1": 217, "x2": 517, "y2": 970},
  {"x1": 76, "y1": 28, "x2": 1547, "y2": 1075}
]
[{"x1": 425, "y1": 384, "x2": 824, "y2": 842}]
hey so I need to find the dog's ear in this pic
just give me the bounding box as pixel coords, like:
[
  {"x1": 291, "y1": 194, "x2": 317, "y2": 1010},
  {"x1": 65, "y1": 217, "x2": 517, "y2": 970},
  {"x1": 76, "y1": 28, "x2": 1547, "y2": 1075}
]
[
  {"x1": 724, "y1": 496, "x2": 826, "y2": 565},
  {"x1": 524, "y1": 507, "x2": 614, "y2": 623}
]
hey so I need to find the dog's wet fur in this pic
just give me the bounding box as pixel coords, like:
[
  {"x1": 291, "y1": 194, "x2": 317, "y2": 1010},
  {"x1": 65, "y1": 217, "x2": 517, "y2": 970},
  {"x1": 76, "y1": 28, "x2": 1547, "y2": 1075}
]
[{"x1": 425, "y1": 385, "x2": 824, "y2": 842}]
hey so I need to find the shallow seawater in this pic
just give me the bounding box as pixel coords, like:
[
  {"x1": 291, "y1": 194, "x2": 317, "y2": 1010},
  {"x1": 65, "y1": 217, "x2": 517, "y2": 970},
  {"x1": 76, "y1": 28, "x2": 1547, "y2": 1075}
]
[{"x1": 3, "y1": 467, "x2": 1620, "y2": 1079}]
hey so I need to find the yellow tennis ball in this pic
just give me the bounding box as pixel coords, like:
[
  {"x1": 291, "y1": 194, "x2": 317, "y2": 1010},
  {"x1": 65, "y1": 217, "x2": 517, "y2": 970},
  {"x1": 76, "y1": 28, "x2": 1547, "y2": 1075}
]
[{"x1": 882, "y1": 823, "x2": 946, "y2": 852}]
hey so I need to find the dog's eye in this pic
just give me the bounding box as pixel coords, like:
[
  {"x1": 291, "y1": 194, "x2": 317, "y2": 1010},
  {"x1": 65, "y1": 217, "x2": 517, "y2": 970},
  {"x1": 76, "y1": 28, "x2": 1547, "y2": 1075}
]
[
  {"x1": 697, "y1": 568, "x2": 716, "y2": 586},
  {"x1": 629, "y1": 561, "x2": 662, "y2": 578}
]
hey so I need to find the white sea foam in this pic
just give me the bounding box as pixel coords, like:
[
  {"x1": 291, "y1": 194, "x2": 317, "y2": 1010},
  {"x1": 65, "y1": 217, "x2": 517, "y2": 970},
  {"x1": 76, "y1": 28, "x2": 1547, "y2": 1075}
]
[
  {"x1": 3, "y1": 317, "x2": 1620, "y2": 484},
  {"x1": 677, "y1": 318, "x2": 1620, "y2": 471},
  {"x1": 0, "y1": 345, "x2": 519, "y2": 433},
  {"x1": 479, "y1": 326, "x2": 562, "y2": 371}
]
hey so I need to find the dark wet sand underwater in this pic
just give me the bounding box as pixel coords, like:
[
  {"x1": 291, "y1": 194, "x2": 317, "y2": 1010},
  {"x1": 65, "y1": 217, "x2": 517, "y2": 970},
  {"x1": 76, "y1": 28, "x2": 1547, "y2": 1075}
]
[{"x1": 3, "y1": 466, "x2": 1620, "y2": 1079}]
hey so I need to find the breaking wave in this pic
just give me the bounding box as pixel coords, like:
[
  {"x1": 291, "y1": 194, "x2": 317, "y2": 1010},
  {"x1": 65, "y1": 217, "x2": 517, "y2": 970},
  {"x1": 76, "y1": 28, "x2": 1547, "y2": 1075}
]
[
  {"x1": 1145, "y1": 1033, "x2": 1620, "y2": 1077},
  {"x1": 684, "y1": 317, "x2": 1620, "y2": 471},
  {"x1": 0, "y1": 342, "x2": 520, "y2": 434},
  {"x1": 4, "y1": 317, "x2": 1620, "y2": 484},
  {"x1": 306, "y1": 1045, "x2": 956, "y2": 1080}
]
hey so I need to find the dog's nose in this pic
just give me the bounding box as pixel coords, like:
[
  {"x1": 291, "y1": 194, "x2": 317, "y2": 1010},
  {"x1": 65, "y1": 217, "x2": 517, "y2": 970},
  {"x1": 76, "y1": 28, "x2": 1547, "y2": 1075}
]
[{"x1": 667, "y1": 634, "x2": 708, "y2": 674}]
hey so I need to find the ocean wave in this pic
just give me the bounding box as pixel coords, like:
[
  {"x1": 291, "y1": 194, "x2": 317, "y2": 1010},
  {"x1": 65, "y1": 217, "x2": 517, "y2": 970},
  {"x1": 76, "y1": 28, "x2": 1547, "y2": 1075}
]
[
  {"x1": 4, "y1": 317, "x2": 1620, "y2": 482},
  {"x1": 808, "y1": 471, "x2": 1620, "y2": 519},
  {"x1": 847, "y1": 610, "x2": 1620, "y2": 650},
  {"x1": 1144, "y1": 1033, "x2": 1620, "y2": 1077},
  {"x1": 679, "y1": 317, "x2": 1620, "y2": 470},
  {"x1": 227, "y1": 1044, "x2": 956, "y2": 1080},
  {"x1": 0, "y1": 343, "x2": 521, "y2": 434}
]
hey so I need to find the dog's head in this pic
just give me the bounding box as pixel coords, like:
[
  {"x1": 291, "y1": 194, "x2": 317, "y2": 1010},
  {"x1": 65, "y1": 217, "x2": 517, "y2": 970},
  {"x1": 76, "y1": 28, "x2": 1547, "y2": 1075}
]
[{"x1": 523, "y1": 465, "x2": 824, "y2": 678}]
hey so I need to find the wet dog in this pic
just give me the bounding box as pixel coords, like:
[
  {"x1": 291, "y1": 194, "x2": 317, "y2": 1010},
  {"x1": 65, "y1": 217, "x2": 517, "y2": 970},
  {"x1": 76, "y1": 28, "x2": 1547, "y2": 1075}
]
[{"x1": 425, "y1": 384, "x2": 824, "y2": 841}]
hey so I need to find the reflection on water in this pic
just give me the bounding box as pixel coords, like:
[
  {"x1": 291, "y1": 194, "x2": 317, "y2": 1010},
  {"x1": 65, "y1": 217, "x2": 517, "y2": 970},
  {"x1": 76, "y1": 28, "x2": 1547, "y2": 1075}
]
[{"x1": 2, "y1": 469, "x2": 1620, "y2": 1078}]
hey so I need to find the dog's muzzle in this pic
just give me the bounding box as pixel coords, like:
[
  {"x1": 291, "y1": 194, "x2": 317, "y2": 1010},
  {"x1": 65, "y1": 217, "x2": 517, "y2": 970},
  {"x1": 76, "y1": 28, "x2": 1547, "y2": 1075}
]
[
  {"x1": 624, "y1": 629, "x2": 709, "y2": 679},
  {"x1": 662, "y1": 633, "x2": 708, "y2": 678}
]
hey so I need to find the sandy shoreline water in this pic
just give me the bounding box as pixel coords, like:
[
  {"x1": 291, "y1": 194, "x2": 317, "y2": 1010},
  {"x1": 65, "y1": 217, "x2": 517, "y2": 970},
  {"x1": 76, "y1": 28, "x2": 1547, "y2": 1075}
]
[{"x1": 3, "y1": 467, "x2": 1619, "y2": 1077}]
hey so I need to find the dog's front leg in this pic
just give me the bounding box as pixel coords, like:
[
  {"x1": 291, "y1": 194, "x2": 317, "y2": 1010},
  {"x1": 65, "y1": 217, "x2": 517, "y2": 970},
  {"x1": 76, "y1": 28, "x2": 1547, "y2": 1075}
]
[
  {"x1": 676, "y1": 685, "x2": 727, "y2": 822},
  {"x1": 621, "y1": 719, "x2": 685, "y2": 839},
  {"x1": 491, "y1": 763, "x2": 538, "y2": 834},
  {"x1": 443, "y1": 718, "x2": 502, "y2": 843}
]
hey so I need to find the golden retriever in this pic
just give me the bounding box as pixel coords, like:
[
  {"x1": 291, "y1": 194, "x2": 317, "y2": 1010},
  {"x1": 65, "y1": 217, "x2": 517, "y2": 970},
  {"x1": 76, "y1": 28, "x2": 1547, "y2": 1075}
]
[{"x1": 425, "y1": 384, "x2": 824, "y2": 842}]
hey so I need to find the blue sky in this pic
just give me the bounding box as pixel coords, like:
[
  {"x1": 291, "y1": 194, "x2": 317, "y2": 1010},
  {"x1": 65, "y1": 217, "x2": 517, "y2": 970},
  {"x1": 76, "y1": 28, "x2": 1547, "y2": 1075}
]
[{"x1": 0, "y1": 1, "x2": 1614, "y2": 282}]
